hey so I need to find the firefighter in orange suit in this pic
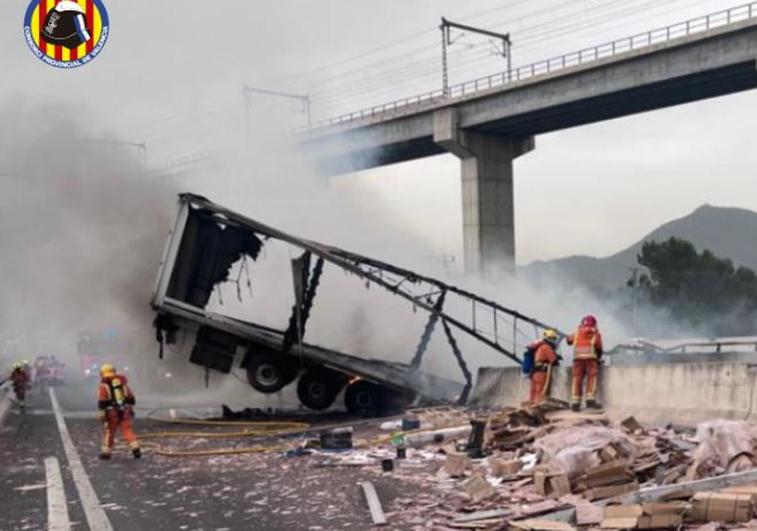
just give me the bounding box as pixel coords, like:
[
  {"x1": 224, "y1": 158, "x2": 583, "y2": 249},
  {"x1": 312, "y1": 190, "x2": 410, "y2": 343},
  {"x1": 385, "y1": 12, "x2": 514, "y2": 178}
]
[
  {"x1": 529, "y1": 329, "x2": 560, "y2": 404},
  {"x1": 567, "y1": 315, "x2": 603, "y2": 411},
  {"x1": 97, "y1": 364, "x2": 140, "y2": 459}
]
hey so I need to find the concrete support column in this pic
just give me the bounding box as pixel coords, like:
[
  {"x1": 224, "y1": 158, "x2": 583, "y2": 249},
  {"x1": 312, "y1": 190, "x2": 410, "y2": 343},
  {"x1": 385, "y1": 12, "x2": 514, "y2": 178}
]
[{"x1": 433, "y1": 108, "x2": 534, "y2": 276}]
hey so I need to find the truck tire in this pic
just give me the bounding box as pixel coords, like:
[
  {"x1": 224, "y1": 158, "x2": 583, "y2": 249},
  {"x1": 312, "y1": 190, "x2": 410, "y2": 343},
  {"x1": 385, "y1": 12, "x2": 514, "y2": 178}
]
[
  {"x1": 297, "y1": 368, "x2": 345, "y2": 411},
  {"x1": 344, "y1": 380, "x2": 385, "y2": 416},
  {"x1": 245, "y1": 353, "x2": 297, "y2": 394}
]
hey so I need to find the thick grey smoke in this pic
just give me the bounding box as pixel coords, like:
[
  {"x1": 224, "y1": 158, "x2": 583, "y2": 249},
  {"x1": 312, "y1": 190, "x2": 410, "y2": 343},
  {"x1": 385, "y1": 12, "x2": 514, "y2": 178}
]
[{"x1": 0, "y1": 98, "x2": 174, "y2": 370}]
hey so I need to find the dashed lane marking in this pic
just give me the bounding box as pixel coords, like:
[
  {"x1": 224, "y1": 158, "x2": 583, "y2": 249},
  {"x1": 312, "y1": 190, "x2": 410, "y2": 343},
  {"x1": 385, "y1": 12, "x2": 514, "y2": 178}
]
[
  {"x1": 45, "y1": 456, "x2": 72, "y2": 531},
  {"x1": 49, "y1": 388, "x2": 114, "y2": 531}
]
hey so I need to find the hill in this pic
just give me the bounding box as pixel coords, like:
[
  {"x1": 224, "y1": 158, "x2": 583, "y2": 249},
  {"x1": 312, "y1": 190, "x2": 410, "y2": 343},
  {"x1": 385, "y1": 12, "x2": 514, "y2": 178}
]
[{"x1": 524, "y1": 205, "x2": 757, "y2": 292}]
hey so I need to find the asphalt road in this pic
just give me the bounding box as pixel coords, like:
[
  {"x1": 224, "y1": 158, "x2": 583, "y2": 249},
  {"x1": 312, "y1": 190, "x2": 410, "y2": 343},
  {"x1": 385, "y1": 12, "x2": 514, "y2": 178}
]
[{"x1": 0, "y1": 382, "x2": 415, "y2": 531}]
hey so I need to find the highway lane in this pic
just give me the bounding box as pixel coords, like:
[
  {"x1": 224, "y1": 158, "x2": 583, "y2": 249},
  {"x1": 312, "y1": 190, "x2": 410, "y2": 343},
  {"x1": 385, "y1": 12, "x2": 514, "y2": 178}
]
[{"x1": 0, "y1": 381, "x2": 411, "y2": 531}]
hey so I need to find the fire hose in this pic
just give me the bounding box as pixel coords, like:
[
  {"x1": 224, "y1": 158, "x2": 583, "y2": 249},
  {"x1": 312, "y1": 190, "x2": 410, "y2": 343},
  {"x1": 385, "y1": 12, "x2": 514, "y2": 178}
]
[{"x1": 133, "y1": 411, "x2": 310, "y2": 457}]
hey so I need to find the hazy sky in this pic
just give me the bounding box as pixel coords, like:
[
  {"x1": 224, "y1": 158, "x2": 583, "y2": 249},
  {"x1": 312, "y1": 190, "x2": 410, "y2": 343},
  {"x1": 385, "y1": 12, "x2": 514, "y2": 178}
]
[{"x1": 2, "y1": 0, "x2": 756, "y2": 265}]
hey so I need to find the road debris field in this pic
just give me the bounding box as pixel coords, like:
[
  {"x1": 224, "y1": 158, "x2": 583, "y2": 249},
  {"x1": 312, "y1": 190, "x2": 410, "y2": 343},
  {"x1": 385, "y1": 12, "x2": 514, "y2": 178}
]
[{"x1": 9, "y1": 381, "x2": 757, "y2": 530}]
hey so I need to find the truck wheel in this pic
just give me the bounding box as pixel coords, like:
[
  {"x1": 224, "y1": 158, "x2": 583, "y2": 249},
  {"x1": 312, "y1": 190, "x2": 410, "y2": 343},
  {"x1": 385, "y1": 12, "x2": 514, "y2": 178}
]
[
  {"x1": 297, "y1": 369, "x2": 345, "y2": 411},
  {"x1": 246, "y1": 353, "x2": 296, "y2": 393},
  {"x1": 344, "y1": 380, "x2": 385, "y2": 416}
]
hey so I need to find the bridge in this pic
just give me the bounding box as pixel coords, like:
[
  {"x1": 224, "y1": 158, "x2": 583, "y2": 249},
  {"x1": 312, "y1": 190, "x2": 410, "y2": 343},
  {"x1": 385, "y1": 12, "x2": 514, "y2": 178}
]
[{"x1": 297, "y1": 3, "x2": 757, "y2": 275}]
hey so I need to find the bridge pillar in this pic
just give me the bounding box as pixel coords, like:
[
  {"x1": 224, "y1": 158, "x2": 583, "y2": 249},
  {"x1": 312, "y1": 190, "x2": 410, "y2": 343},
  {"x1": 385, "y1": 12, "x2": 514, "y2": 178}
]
[{"x1": 433, "y1": 108, "x2": 534, "y2": 276}]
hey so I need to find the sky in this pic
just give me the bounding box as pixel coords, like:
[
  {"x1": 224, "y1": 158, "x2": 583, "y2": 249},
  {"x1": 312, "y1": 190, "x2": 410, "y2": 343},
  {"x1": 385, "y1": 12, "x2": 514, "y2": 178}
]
[{"x1": 2, "y1": 0, "x2": 756, "y2": 268}]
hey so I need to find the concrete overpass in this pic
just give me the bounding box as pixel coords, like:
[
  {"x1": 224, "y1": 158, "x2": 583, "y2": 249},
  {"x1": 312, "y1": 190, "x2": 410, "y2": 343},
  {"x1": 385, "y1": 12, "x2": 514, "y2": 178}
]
[{"x1": 297, "y1": 4, "x2": 757, "y2": 275}]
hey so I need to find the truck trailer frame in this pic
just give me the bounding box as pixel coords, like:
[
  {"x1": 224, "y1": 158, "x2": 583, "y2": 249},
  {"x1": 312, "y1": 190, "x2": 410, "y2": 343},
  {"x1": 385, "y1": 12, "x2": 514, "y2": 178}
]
[{"x1": 151, "y1": 194, "x2": 562, "y2": 414}]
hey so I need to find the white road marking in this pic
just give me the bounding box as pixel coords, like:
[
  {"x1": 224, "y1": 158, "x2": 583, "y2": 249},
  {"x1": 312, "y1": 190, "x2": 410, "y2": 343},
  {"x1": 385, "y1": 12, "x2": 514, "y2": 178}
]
[
  {"x1": 49, "y1": 388, "x2": 114, "y2": 531},
  {"x1": 45, "y1": 457, "x2": 71, "y2": 531}
]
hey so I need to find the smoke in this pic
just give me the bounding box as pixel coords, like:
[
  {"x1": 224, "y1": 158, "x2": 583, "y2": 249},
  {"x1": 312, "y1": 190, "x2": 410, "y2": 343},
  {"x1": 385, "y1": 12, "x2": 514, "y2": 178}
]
[
  {"x1": 0, "y1": 90, "x2": 698, "y2": 410},
  {"x1": 0, "y1": 98, "x2": 174, "y2": 371}
]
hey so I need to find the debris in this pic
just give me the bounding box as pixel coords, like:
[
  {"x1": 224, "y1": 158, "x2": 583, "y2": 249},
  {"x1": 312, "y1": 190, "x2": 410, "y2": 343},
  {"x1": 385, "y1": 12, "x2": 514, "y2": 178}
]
[
  {"x1": 359, "y1": 481, "x2": 387, "y2": 526},
  {"x1": 691, "y1": 491, "x2": 752, "y2": 523},
  {"x1": 402, "y1": 417, "x2": 421, "y2": 431},
  {"x1": 452, "y1": 509, "x2": 512, "y2": 523},
  {"x1": 508, "y1": 518, "x2": 575, "y2": 530},
  {"x1": 489, "y1": 457, "x2": 521, "y2": 478},
  {"x1": 404, "y1": 425, "x2": 472, "y2": 448},
  {"x1": 585, "y1": 481, "x2": 639, "y2": 501},
  {"x1": 443, "y1": 452, "x2": 470, "y2": 478},
  {"x1": 574, "y1": 501, "x2": 603, "y2": 526},
  {"x1": 620, "y1": 416, "x2": 645, "y2": 434},
  {"x1": 461, "y1": 474, "x2": 496, "y2": 503},
  {"x1": 616, "y1": 467, "x2": 757, "y2": 504},
  {"x1": 320, "y1": 427, "x2": 353, "y2": 450},
  {"x1": 636, "y1": 513, "x2": 682, "y2": 529}
]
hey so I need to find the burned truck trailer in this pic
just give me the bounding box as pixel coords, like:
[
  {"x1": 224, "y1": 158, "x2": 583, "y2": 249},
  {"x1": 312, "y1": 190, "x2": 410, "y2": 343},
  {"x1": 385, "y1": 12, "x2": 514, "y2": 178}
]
[{"x1": 151, "y1": 194, "x2": 560, "y2": 414}]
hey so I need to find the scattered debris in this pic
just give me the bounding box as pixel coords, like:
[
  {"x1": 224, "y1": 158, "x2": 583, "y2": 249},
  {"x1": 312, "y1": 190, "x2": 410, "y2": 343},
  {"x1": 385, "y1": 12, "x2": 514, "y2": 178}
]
[{"x1": 359, "y1": 481, "x2": 387, "y2": 526}]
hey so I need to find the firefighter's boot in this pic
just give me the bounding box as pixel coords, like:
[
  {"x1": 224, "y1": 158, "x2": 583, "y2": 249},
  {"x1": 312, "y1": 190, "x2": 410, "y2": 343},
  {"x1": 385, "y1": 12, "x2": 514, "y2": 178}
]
[
  {"x1": 586, "y1": 399, "x2": 602, "y2": 410},
  {"x1": 570, "y1": 402, "x2": 580, "y2": 412},
  {"x1": 99, "y1": 453, "x2": 111, "y2": 460},
  {"x1": 132, "y1": 448, "x2": 141, "y2": 459}
]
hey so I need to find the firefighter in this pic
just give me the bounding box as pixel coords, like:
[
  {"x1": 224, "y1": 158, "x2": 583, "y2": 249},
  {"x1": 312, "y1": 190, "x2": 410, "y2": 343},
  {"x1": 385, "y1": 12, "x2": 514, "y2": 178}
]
[
  {"x1": 9, "y1": 362, "x2": 29, "y2": 408},
  {"x1": 567, "y1": 315, "x2": 604, "y2": 411},
  {"x1": 97, "y1": 364, "x2": 140, "y2": 460},
  {"x1": 529, "y1": 329, "x2": 560, "y2": 404}
]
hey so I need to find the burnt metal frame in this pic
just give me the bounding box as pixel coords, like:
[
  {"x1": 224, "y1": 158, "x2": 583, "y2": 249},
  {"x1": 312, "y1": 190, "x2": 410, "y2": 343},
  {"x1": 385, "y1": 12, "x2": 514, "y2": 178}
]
[{"x1": 174, "y1": 194, "x2": 564, "y2": 386}]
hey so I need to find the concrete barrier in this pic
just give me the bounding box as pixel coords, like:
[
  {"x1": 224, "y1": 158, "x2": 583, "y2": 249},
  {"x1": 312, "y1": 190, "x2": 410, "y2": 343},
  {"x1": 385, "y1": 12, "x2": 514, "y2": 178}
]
[
  {"x1": 0, "y1": 382, "x2": 13, "y2": 428},
  {"x1": 469, "y1": 362, "x2": 757, "y2": 424}
]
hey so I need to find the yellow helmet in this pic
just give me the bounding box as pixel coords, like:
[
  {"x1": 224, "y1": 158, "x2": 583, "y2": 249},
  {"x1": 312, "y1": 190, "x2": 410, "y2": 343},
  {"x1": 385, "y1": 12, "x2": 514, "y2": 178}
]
[
  {"x1": 100, "y1": 364, "x2": 116, "y2": 377},
  {"x1": 543, "y1": 329, "x2": 559, "y2": 342}
]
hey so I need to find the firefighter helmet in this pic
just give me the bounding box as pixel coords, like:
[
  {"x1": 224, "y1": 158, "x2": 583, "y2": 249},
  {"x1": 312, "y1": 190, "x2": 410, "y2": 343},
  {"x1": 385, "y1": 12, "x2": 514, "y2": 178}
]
[
  {"x1": 41, "y1": 1, "x2": 92, "y2": 50},
  {"x1": 100, "y1": 364, "x2": 116, "y2": 378},
  {"x1": 582, "y1": 315, "x2": 597, "y2": 327},
  {"x1": 543, "y1": 329, "x2": 559, "y2": 343}
]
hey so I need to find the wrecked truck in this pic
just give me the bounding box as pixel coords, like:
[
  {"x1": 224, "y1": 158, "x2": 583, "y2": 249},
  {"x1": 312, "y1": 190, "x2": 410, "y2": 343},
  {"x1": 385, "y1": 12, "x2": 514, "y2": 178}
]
[{"x1": 151, "y1": 194, "x2": 560, "y2": 414}]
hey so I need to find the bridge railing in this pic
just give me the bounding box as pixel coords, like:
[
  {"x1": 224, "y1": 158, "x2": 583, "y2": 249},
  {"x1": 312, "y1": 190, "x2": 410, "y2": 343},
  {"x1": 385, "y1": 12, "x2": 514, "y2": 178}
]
[{"x1": 299, "y1": 1, "x2": 757, "y2": 132}]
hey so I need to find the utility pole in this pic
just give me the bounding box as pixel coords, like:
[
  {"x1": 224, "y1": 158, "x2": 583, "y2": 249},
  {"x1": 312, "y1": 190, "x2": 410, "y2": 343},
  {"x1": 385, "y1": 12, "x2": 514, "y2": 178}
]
[
  {"x1": 241, "y1": 85, "x2": 312, "y2": 137},
  {"x1": 440, "y1": 17, "x2": 512, "y2": 96}
]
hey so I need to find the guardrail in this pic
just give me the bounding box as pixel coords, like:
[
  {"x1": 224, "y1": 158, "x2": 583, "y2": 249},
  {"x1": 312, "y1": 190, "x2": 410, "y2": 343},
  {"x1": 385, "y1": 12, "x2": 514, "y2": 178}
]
[{"x1": 300, "y1": 1, "x2": 757, "y2": 132}]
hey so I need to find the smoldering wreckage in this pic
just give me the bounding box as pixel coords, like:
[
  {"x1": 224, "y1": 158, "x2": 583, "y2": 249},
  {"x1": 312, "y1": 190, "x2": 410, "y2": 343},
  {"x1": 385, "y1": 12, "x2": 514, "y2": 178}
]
[{"x1": 101, "y1": 194, "x2": 757, "y2": 529}]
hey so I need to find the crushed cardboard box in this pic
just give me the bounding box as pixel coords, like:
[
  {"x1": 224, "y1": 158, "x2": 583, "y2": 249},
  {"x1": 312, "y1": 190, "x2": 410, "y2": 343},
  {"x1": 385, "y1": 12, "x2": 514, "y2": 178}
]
[{"x1": 691, "y1": 491, "x2": 752, "y2": 523}]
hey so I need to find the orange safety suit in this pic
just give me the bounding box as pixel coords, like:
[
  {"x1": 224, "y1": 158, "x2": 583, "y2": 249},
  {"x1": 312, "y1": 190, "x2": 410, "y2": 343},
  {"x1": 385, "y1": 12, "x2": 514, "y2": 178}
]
[
  {"x1": 567, "y1": 325, "x2": 603, "y2": 405},
  {"x1": 528, "y1": 340, "x2": 558, "y2": 404},
  {"x1": 97, "y1": 374, "x2": 139, "y2": 457}
]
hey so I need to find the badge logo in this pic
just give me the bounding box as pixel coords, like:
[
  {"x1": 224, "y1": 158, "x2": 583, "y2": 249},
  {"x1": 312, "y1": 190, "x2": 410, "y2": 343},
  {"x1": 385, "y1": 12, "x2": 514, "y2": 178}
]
[{"x1": 24, "y1": 0, "x2": 109, "y2": 68}]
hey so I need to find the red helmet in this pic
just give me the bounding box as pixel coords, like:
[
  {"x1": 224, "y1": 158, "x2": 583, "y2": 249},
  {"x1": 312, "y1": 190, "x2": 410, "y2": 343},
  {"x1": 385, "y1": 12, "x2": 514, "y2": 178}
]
[{"x1": 582, "y1": 315, "x2": 597, "y2": 327}]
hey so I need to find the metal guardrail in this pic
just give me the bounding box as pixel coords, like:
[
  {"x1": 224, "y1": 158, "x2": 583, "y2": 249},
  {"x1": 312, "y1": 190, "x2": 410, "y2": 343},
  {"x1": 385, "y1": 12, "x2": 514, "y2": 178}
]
[
  {"x1": 608, "y1": 338, "x2": 757, "y2": 356},
  {"x1": 299, "y1": 2, "x2": 757, "y2": 132}
]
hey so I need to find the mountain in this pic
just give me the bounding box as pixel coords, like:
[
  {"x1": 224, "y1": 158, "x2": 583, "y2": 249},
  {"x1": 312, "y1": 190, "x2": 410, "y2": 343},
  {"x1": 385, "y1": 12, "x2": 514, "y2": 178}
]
[{"x1": 524, "y1": 205, "x2": 757, "y2": 292}]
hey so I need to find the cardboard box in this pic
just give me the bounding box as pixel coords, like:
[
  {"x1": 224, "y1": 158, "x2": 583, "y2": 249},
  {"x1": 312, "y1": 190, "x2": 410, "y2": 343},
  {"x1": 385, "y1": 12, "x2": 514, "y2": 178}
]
[
  {"x1": 721, "y1": 485, "x2": 757, "y2": 504},
  {"x1": 533, "y1": 468, "x2": 571, "y2": 497},
  {"x1": 636, "y1": 514, "x2": 682, "y2": 529},
  {"x1": 443, "y1": 452, "x2": 470, "y2": 478},
  {"x1": 604, "y1": 505, "x2": 644, "y2": 519},
  {"x1": 691, "y1": 492, "x2": 752, "y2": 523},
  {"x1": 461, "y1": 474, "x2": 496, "y2": 503},
  {"x1": 641, "y1": 502, "x2": 686, "y2": 515},
  {"x1": 490, "y1": 457, "x2": 522, "y2": 477},
  {"x1": 549, "y1": 473, "x2": 572, "y2": 498}
]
